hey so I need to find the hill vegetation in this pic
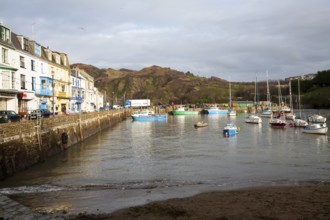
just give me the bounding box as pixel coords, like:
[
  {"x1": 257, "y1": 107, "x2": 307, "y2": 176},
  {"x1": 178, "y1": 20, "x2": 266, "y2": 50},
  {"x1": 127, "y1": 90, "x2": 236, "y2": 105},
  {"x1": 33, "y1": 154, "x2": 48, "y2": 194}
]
[{"x1": 71, "y1": 64, "x2": 330, "y2": 108}]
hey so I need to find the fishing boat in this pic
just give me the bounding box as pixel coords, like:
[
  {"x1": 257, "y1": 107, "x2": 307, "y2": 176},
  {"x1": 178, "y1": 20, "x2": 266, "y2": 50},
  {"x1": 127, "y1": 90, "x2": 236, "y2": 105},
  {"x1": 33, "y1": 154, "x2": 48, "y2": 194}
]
[
  {"x1": 203, "y1": 106, "x2": 228, "y2": 114},
  {"x1": 194, "y1": 121, "x2": 208, "y2": 128},
  {"x1": 261, "y1": 73, "x2": 272, "y2": 118},
  {"x1": 172, "y1": 106, "x2": 198, "y2": 115},
  {"x1": 303, "y1": 123, "x2": 328, "y2": 135},
  {"x1": 269, "y1": 118, "x2": 287, "y2": 128},
  {"x1": 223, "y1": 123, "x2": 239, "y2": 137},
  {"x1": 307, "y1": 114, "x2": 327, "y2": 123},
  {"x1": 227, "y1": 80, "x2": 236, "y2": 117},
  {"x1": 245, "y1": 114, "x2": 262, "y2": 124}
]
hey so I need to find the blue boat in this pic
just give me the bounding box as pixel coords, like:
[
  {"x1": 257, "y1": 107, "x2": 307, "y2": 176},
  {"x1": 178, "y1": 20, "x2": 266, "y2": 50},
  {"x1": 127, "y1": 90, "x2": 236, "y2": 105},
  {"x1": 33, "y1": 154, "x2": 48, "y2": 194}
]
[
  {"x1": 223, "y1": 123, "x2": 238, "y2": 137},
  {"x1": 203, "y1": 106, "x2": 228, "y2": 114},
  {"x1": 132, "y1": 114, "x2": 167, "y2": 122}
]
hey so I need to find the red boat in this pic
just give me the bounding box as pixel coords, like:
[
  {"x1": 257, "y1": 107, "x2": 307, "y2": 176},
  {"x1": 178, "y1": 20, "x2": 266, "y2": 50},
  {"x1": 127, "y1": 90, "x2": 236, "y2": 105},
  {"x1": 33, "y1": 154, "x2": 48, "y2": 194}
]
[{"x1": 269, "y1": 118, "x2": 287, "y2": 127}]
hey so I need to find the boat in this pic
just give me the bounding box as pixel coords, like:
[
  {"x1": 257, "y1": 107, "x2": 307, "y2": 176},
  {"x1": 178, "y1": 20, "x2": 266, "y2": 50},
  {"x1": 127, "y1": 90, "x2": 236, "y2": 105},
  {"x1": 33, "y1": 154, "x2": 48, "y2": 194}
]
[
  {"x1": 172, "y1": 106, "x2": 198, "y2": 115},
  {"x1": 293, "y1": 78, "x2": 308, "y2": 127},
  {"x1": 131, "y1": 109, "x2": 167, "y2": 121},
  {"x1": 227, "y1": 80, "x2": 236, "y2": 117},
  {"x1": 203, "y1": 106, "x2": 228, "y2": 114},
  {"x1": 260, "y1": 73, "x2": 272, "y2": 118},
  {"x1": 303, "y1": 123, "x2": 328, "y2": 135},
  {"x1": 223, "y1": 123, "x2": 239, "y2": 137},
  {"x1": 245, "y1": 114, "x2": 262, "y2": 124},
  {"x1": 285, "y1": 80, "x2": 296, "y2": 120},
  {"x1": 292, "y1": 119, "x2": 308, "y2": 127},
  {"x1": 194, "y1": 121, "x2": 208, "y2": 128},
  {"x1": 307, "y1": 114, "x2": 327, "y2": 123},
  {"x1": 269, "y1": 118, "x2": 287, "y2": 127}
]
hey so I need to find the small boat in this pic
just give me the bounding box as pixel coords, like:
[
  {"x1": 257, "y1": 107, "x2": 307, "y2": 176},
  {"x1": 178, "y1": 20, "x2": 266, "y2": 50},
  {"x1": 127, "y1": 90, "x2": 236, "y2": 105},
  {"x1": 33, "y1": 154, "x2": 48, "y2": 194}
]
[
  {"x1": 227, "y1": 109, "x2": 237, "y2": 116},
  {"x1": 203, "y1": 106, "x2": 228, "y2": 114},
  {"x1": 292, "y1": 118, "x2": 308, "y2": 128},
  {"x1": 269, "y1": 118, "x2": 286, "y2": 128},
  {"x1": 303, "y1": 123, "x2": 328, "y2": 135},
  {"x1": 285, "y1": 112, "x2": 296, "y2": 120},
  {"x1": 245, "y1": 114, "x2": 262, "y2": 124},
  {"x1": 223, "y1": 123, "x2": 239, "y2": 137},
  {"x1": 194, "y1": 121, "x2": 208, "y2": 128},
  {"x1": 308, "y1": 114, "x2": 327, "y2": 123},
  {"x1": 172, "y1": 106, "x2": 198, "y2": 115},
  {"x1": 260, "y1": 108, "x2": 272, "y2": 118}
]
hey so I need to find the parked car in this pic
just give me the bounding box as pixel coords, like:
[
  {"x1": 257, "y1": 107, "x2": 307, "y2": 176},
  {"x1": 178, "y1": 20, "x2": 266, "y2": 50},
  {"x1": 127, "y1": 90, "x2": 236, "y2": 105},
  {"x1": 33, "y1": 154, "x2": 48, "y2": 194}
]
[
  {"x1": 28, "y1": 109, "x2": 51, "y2": 120},
  {"x1": 0, "y1": 110, "x2": 21, "y2": 123}
]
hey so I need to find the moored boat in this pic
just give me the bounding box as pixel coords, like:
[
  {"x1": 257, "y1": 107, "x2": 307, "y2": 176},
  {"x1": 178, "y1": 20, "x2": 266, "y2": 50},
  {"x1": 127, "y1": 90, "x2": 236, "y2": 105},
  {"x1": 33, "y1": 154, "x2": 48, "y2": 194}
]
[
  {"x1": 269, "y1": 118, "x2": 286, "y2": 128},
  {"x1": 260, "y1": 108, "x2": 272, "y2": 118},
  {"x1": 223, "y1": 123, "x2": 239, "y2": 137},
  {"x1": 307, "y1": 114, "x2": 327, "y2": 123},
  {"x1": 245, "y1": 114, "x2": 262, "y2": 124},
  {"x1": 194, "y1": 121, "x2": 208, "y2": 128},
  {"x1": 292, "y1": 118, "x2": 308, "y2": 127},
  {"x1": 172, "y1": 106, "x2": 198, "y2": 115},
  {"x1": 203, "y1": 106, "x2": 228, "y2": 114},
  {"x1": 132, "y1": 114, "x2": 167, "y2": 122},
  {"x1": 303, "y1": 123, "x2": 328, "y2": 135}
]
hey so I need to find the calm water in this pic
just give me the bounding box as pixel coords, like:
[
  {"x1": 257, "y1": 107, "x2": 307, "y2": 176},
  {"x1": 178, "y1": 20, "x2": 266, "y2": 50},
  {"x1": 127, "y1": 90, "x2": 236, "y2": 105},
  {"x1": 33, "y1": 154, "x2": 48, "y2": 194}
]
[{"x1": 0, "y1": 109, "x2": 329, "y2": 215}]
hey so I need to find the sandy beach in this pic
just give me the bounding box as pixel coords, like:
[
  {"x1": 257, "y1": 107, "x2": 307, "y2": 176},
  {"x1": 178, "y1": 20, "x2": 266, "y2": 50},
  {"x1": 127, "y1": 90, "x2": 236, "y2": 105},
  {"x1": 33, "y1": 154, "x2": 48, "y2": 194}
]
[{"x1": 70, "y1": 183, "x2": 330, "y2": 220}]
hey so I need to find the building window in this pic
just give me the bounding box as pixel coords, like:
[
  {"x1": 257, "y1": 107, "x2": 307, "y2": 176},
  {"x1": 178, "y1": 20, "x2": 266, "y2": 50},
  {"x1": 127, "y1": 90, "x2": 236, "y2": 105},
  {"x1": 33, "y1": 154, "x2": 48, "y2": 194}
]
[
  {"x1": 20, "y1": 74, "x2": 26, "y2": 89},
  {"x1": 23, "y1": 38, "x2": 29, "y2": 51},
  {"x1": 41, "y1": 80, "x2": 46, "y2": 89},
  {"x1": 31, "y1": 60, "x2": 36, "y2": 71},
  {"x1": 0, "y1": 26, "x2": 10, "y2": 42},
  {"x1": 40, "y1": 63, "x2": 44, "y2": 74},
  {"x1": 32, "y1": 77, "x2": 36, "y2": 91},
  {"x1": 61, "y1": 85, "x2": 65, "y2": 92},
  {"x1": 1, "y1": 48, "x2": 8, "y2": 63},
  {"x1": 20, "y1": 56, "x2": 25, "y2": 68}
]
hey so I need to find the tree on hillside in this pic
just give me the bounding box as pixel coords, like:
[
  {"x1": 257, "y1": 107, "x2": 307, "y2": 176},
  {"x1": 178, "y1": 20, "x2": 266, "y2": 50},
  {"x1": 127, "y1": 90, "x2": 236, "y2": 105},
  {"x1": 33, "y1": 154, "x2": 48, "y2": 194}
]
[{"x1": 313, "y1": 70, "x2": 330, "y2": 87}]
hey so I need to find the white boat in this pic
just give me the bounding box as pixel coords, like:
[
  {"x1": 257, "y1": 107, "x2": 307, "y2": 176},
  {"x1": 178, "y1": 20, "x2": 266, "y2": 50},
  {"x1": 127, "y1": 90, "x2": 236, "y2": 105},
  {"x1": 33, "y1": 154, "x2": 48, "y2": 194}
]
[
  {"x1": 203, "y1": 106, "x2": 228, "y2": 115},
  {"x1": 269, "y1": 118, "x2": 287, "y2": 128},
  {"x1": 303, "y1": 123, "x2": 328, "y2": 135},
  {"x1": 131, "y1": 109, "x2": 154, "y2": 117},
  {"x1": 261, "y1": 73, "x2": 272, "y2": 118},
  {"x1": 227, "y1": 80, "x2": 236, "y2": 117},
  {"x1": 285, "y1": 113, "x2": 296, "y2": 120},
  {"x1": 285, "y1": 80, "x2": 296, "y2": 120},
  {"x1": 245, "y1": 114, "x2": 262, "y2": 124},
  {"x1": 292, "y1": 78, "x2": 308, "y2": 127},
  {"x1": 223, "y1": 123, "x2": 238, "y2": 137},
  {"x1": 308, "y1": 114, "x2": 327, "y2": 123},
  {"x1": 293, "y1": 119, "x2": 308, "y2": 127}
]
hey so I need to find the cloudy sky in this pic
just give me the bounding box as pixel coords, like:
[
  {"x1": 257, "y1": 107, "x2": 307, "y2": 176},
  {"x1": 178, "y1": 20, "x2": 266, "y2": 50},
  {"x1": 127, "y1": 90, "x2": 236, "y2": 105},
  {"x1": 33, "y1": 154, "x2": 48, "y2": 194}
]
[{"x1": 1, "y1": 0, "x2": 330, "y2": 81}]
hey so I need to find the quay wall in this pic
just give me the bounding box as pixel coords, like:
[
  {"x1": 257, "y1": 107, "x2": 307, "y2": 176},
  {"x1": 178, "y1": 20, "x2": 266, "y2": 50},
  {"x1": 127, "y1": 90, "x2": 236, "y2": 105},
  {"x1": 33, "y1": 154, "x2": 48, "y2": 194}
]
[{"x1": 0, "y1": 110, "x2": 130, "y2": 180}]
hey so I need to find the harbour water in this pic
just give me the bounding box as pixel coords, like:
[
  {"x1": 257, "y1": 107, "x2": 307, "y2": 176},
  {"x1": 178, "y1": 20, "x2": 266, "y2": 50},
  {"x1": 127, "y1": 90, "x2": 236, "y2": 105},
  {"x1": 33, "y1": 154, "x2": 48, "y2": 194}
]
[{"x1": 0, "y1": 109, "x2": 329, "y2": 216}]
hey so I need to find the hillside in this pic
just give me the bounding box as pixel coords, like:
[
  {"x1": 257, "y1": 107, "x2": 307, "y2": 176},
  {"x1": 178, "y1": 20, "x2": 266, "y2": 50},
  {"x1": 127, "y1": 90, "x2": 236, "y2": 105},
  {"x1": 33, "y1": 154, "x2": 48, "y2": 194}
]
[{"x1": 71, "y1": 64, "x2": 330, "y2": 108}]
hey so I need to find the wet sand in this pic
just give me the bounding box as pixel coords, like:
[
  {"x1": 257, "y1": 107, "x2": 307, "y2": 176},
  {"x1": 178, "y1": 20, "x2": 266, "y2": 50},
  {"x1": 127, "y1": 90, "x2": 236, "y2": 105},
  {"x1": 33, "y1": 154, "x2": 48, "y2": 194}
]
[{"x1": 71, "y1": 184, "x2": 330, "y2": 220}]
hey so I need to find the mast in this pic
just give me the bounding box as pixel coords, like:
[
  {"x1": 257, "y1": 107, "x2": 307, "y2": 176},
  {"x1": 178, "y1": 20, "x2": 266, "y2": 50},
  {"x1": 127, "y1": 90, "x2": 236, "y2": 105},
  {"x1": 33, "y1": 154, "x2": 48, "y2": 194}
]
[
  {"x1": 289, "y1": 79, "x2": 293, "y2": 112},
  {"x1": 229, "y1": 80, "x2": 232, "y2": 109},
  {"x1": 266, "y1": 71, "x2": 271, "y2": 110},
  {"x1": 298, "y1": 78, "x2": 302, "y2": 118}
]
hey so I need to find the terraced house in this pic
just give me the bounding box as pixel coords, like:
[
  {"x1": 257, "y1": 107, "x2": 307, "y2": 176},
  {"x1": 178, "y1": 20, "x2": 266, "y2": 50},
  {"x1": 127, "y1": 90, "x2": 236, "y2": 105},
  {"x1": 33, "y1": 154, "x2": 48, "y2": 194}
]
[{"x1": 0, "y1": 23, "x2": 104, "y2": 116}]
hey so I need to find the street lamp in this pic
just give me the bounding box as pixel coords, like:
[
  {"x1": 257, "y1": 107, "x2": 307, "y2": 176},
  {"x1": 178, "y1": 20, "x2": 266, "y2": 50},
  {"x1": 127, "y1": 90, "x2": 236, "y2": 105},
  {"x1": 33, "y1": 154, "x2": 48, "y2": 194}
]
[{"x1": 52, "y1": 72, "x2": 55, "y2": 118}]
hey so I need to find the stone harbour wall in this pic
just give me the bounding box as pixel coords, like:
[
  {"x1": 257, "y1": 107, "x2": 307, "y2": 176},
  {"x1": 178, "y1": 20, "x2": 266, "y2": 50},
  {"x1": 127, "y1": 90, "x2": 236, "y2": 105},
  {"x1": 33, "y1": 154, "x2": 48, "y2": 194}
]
[{"x1": 0, "y1": 109, "x2": 130, "y2": 180}]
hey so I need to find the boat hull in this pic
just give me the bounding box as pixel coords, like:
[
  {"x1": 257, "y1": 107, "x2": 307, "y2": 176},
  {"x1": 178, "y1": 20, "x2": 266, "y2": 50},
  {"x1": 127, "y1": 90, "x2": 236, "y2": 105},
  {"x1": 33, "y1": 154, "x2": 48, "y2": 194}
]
[
  {"x1": 204, "y1": 109, "x2": 228, "y2": 114},
  {"x1": 132, "y1": 115, "x2": 167, "y2": 122},
  {"x1": 172, "y1": 110, "x2": 198, "y2": 115},
  {"x1": 303, "y1": 124, "x2": 328, "y2": 135}
]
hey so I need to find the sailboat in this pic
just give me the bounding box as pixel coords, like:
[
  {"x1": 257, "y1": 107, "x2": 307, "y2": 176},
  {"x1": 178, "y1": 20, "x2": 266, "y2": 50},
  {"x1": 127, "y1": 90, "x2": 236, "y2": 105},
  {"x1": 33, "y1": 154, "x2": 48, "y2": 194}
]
[
  {"x1": 285, "y1": 79, "x2": 295, "y2": 120},
  {"x1": 293, "y1": 78, "x2": 308, "y2": 127},
  {"x1": 260, "y1": 72, "x2": 272, "y2": 118},
  {"x1": 269, "y1": 80, "x2": 286, "y2": 128},
  {"x1": 245, "y1": 75, "x2": 262, "y2": 124},
  {"x1": 227, "y1": 79, "x2": 236, "y2": 116}
]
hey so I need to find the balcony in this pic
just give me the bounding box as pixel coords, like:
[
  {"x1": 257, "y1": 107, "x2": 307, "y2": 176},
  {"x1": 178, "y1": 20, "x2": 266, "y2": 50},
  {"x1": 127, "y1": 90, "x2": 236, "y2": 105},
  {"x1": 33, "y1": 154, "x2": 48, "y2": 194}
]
[{"x1": 55, "y1": 91, "x2": 72, "y2": 99}]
